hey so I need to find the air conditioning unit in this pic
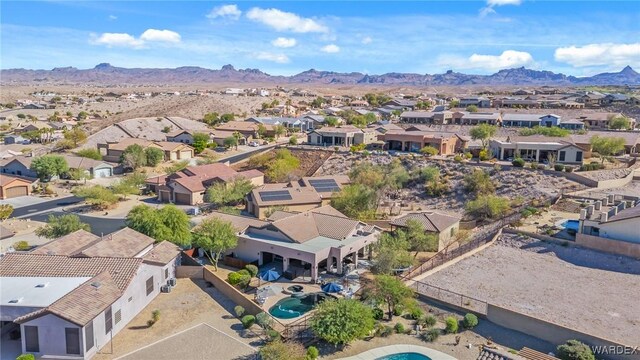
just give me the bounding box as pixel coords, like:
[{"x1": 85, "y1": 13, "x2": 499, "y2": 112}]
[
  {"x1": 161, "y1": 285, "x2": 171, "y2": 293},
  {"x1": 167, "y1": 278, "x2": 177, "y2": 286}
]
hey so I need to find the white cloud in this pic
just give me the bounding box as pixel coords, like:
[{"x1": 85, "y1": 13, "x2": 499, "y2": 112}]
[
  {"x1": 108, "y1": 15, "x2": 117, "y2": 21},
  {"x1": 207, "y1": 4, "x2": 242, "y2": 20},
  {"x1": 255, "y1": 52, "x2": 290, "y2": 63},
  {"x1": 321, "y1": 44, "x2": 340, "y2": 53},
  {"x1": 487, "y1": 0, "x2": 522, "y2": 5},
  {"x1": 271, "y1": 37, "x2": 297, "y2": 48},
  {"x1": 440, "y1": 50, "x2": 534, "y2": 71},
  {"x1": 91, "y1": 33, "x2": 144, "y2": 48},
  {"x1": 361, "y1": 36, "x2": 372, "y2": 45},
  {"x1": 140, "y1": 29, "x2": 181, "y2": 43},
  {"x1": 554, "y1": 43, "x2": 640, "y2": 67},
  {"x1": 246, "y1": 7, "x2": 328, "y2": 33}
]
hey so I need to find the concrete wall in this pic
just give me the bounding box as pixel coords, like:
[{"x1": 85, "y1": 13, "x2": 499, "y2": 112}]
[
  {"x1": 202, "y1": 268, "x2": 263, "y2": 316},
  {"x1": 176, "y1": 265, "x2": 204, "y2": 278},
  {"x1": 576, "y1": 233, "x2": 640, "y2": 259},
  {"x1": 486, "y1": 304, "x2": 636, "y2": 360}
]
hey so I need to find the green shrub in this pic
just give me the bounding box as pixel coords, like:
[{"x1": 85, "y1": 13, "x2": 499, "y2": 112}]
[
  {"x1": 512, "y1": 158, "x2": 525, "y2": 167},
  {"x1": 454, "y1": 155, "x2": 463, "y2": 162},
  {"x1": 565, "y1": 166, "x2": 574, "y2": 173},
  {"x1": 256, "y1": 312, "x2": 274, "y2": 329},
  {"x1": 554, "y1": 164, "x2": 565, "y2": 171},
  {"x1": 409, "y1": 307, "x2": 424, "y2": 320},
  {"x1": 266, "y1": 329, "x2": 281, "y2": 342},
  {"x1": 228, "y1": 272, "x2": 243, "y2": 285},
  {"x1": 306, "y1": 346, "x2": 320, "y2": 360},
  {"x1": 289, "y1": 136, "x2": 298, "y2": 145},
  {"x1": 12, "y1": 240, "x2": 30, "y2": 251},
  {"x1": 393, "y1": 304, "x2": 404, "y2": 316},
  {"x1": 152, "y1": 310, "x2": 160, "y2": 323},
  {"x1": 234, "y1": 305, "x2": 245, "y2": 318},
  {"x1": 463, "y1": 313, "x2": 478, "y2": 329},
  {"x1": 378, "y1": 325, "x2": 394, "y2": 337},
  {"x1": 420, "y1": 328, "x2": 440, "y2": 342},
  {"x1": 372, "y1": 307, "x2": 384, "y2": 320},
  {"x1": 244, "y1": 264, "x2": 258, "y2": 278},
  {"x1": 241, "y1": 315, "x2": 256, "y2": 329},
  {"x1": 17, "y1": 354, "x2": 35, "y2": 360},
  {"x1": 528, "y1": 162, "x2": 537, "y2": 169},
  {"x1": 422, "y1": 315, "x2": 437, "y2": 328},
  {"x1": 394, "y1": 322, "x2": 405, "y2": 333},
  {"x1": 464, "y1": 152, "x2": 473, "y2": 160},
  {"x1": 445, "y1": 316, "x2": 458, "y2": 334},
  {"x1": 479, "y1": 149, "x2": 490, "y2": 161},
  {"x1": 556, "y1": 340, "x2": 595, "y2": 360}
]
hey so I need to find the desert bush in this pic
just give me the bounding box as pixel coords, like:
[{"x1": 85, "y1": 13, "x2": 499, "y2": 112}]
[
  {"x1": 423, "y1": 315, "x2": 437, "y2": 328},
  {"x1": 420, "y1": 328, "x2": 440, "y2": 342},
  {"x1": 372, "y1": 307, "x2": 384, "y2": 320},
  {"x1": 241, "y1": 315, "x2": 256, "y2": 329},
  {"x1": 256, "y1": 312, "x2": 274, "y2": 330},
  {"x1": 289, "y1": 136, "x2": 298, "y2": 145},
  {"x1": 234, "y1": 305, "x2": 245, "y2": 318},
  {"x1": 228, "y1": 272, "x2": 243, "y2": 285},
  {"x1": 454, "y1": 155, "x2": 462, "y2": 162},
  {"x1": 565, "y1": 166, "x2": 574, "y2": 173},
  {"x1": 463, "y1": 313, "x2": 479, "y2": 328},
  {"x1": 464, "y1": 152, "x2": 473, "y2": 160},
  {"x1": 409, "y1": 307, "x2": 424, "y2": 320},
  {"x1": 394, "y1": 322, "x2": 405, "y2": 334},
  {"x1": 306, "y1": 346, "x2": 320, "y2": 360},
  {"x1": 12, "y1": 241, "x2": 30, "y2": 251},
  {"x1": 445, "y1": 316, "x2": 458, "y2": 333},
  {"x1": 245, "y1": 264, "x2": 258, "y2": 278},
  {"x1": 479, "y1": 149, "x2": 490, "y2": 161},
  {"x1": 17, "y1": 354, "x2": 35, "y2": 360},
  {"x1": 393, "y1": 304, "x2": 404, "y2": 316},
  {"x1": 266, "y1": 329, "x2": 281, "y2": 342},
  {"x1": 554, "y1": 164, "x2": 565, "y2": 171},
  {"x1": 512, "y1": 158, "x2": 525, "y2": 167},
  {"x1": 556, "y1": 340, "x2": 595, "y2": 360},
  {"x1": 528, "y1": 162, "x2": 537, "y2": 169}
]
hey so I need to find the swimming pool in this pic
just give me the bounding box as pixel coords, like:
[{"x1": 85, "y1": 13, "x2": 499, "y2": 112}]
[
  {"x1": 268, "y1": 292, "x2": 336, "y2": 319},
  {"x1": 561, "y1": 219, "x2": 580, "y2": 232},
  {"x1": 376, "y1": 353, "x2": 431, "y2": 360}
]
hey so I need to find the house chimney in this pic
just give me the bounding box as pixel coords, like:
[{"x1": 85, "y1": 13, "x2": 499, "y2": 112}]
[
  {"x1": 580, "y1": 209, "x2": 587, "y2": 220},
  {"x1": 601, "y1": 213, "x2": 608, "y2": 222},
  {"x1": 586, "y1": 205, "x2": 594, "y2": 217},
  {"x1": 594, "y1": 201, "x2": 602, "y2": 211}
]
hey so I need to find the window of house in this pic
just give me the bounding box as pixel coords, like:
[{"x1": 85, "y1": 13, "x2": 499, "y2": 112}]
[
  {"x1": 559, "y1": 151, "x2": 566, "y2": 162},
  {"x1": 105, "y1": 307, "x2": 113, "y2": 334},
  {"x1": 24, "y1": 326, "x2": 39, "y2": 352},
  {"x1": 85, "y1": 321, "x2": 94, "y2": 352},
  {"x1": 115, "y1": 309, "x2": 122, "y2": 324},
  {"x1": 165, "y1": 268, "x2": 169, "y2": 280},
  {"x1": 576, "y1": 151, "x2": 583, "y2": 162},
  {"x1": 450, "y1": 227, "x2": 456, "y2": 237},
  {"x1": 65, "y1": 328, "x2": 81, "y2": 355},
  {"x1": 146, "y1": 276, "x2": 154, "y2": 296}
]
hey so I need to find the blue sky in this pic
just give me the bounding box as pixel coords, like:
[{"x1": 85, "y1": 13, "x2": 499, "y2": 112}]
[{"x1": 1, "y1": 1, "x2": 639, "y2": 76}]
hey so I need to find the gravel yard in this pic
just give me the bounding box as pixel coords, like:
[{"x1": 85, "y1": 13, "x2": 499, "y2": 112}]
[{"x1": 422, "y1": 233, "x2": 640, "y2": 345}]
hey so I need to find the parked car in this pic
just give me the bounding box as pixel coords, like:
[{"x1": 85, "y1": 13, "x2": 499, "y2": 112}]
[{"x1": 248, "y1": 141, "x2": 260, "y2": 147}]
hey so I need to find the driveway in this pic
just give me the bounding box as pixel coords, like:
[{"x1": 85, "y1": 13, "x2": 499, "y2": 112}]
[
  {"x1": 0, "y1": 196, "x2": 49, "y2": 208},
  {"x1": 9, "y1": 196, "x2": 83, "y2": 218}
]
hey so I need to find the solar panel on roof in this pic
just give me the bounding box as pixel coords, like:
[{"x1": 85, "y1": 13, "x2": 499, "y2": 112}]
[
  {"x1": 259, "y1": 190, "x2": 293, "y2": 202},
  {"x1": 308, "y1": 179, "x2": 340, "y2": 192}
]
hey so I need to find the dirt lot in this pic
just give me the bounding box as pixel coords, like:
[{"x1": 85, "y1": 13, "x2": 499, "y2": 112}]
[
  {"x1": 316, "y1": 153, "x2": 583, "y2": 213},
  {"x1": 233, "y1": 147, "x2": 334, "y2": 182},
  {"x1": 421, "y1": 233, "x2": 640, "y2": 345}
]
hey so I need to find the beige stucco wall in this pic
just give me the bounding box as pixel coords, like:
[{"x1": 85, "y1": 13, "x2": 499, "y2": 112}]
[
  {"x1": 576, "y1": 232, "x2": 640, "y2": 259},
  {"x1": 436, "y1": 223, "x2": 460, "y2": 251},
  {"x1": 254, "y1": 202, "x2": 321, "y2": 219}
]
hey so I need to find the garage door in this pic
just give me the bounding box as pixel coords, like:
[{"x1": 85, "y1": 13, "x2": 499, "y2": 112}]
[
  {"x1": 174, "y1": 193, "x2": 191, "y2": 205},
  {"x1": 180, "y1": 150, "x2": 192, "y2": 159},
  {"x1": 93, "y1": 168, "x2": 112, "y2": 178},
  {"x1": 5, "y1": 186, "x2": 28, "y2": 198}
]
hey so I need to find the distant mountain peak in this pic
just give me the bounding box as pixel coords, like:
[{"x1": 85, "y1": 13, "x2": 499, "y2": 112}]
[
  {"x1": 221, "y1": 64, "x2": 236, "y2": 71},
  {"x1": 621, "y1": 65, "x2": 637, "y2": 74},
  {"x1": 94, "y1": 63, "x2": 113, "y2": 70}
]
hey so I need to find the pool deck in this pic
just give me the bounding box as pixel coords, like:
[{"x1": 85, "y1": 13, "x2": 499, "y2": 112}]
[{"x1": 339, "y1": 344, "x2": 458, "y2": 360}]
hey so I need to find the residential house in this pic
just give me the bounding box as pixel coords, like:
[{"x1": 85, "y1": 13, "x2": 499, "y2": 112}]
[
  {"x1": 145, "y1": 163, "x2": 264, "y2": 205},
  {"x1": 214, "y1": 121, "x2": 271, "y2": 143},
  {"x1": 23, "y1": 103, "x2": 46, "y2": 110},
  {"x1": 459, "y1": 97, "x2": 491, "y2": 108},
  {"x1": 489, "y1": 135, "x2": 585, "y2": 164},
  {"x1": 501, "y1": 113, "x2": 570, "y2": 128},
  {"x1": 577, "y1": 92, "x2": 606, "y2": 107},
  {"x1": 570, "y1": 131, "x2": 640, "y2": 156},
  {"x1": 494, "y1": 98, "x2": 540, "y2": 108},
  {"x1": 306, "y1": 126, "x2": 362, "y2": 147},
  {"x1": 354, "y1": 128, "x2": 379, "y2": 145},
  {"x1": 451, "y1": 112, "x2": 502, "y2": 125},
  {"x1": 4, "y1": 135, "x2": 28, "y2": 145},
  {"x1": 603, "y1": 94, "x2": 629, "y2": 105},
  {"x1": 382, "y1": 130, "x2": 459, "y2": 155},
  {"x1": 205, "y1": 205, "x2": 380, "y2": 280},
  {"x1": 0, "y1": 174, "x2": 33, "y2": 199},
  {"x1": 576, "y1": 112, "x2": 636, "y2": 130},
  {"x1": 0, "y1": 156, "x2": 38, "y2": 178},
  {"x1": 390, "y1": 211, "x2": 461, "y2": 251},
  {"x1": 16, "y1": 122, "x2": 53, "y2": 134},
  {"x1": 404, "y1": 126, "x2": 470, "y2": 153},
  {"x1": 246, "y1": 175, "x2": 350, "y2": 219},
  {"x1": 61, "y1": 155, "x2": 114, "y2": 179},
  {"x1": 0, "y1": 150, "x2": 22, "y2": 159},
  {"x1": 165, "y1": 130, "x2": 197, "y2": 144},
  {"x1": 98, "y1": 138, "x2": 194, "y2": 163},
  {"x1": 577, "y1": 197, "x2": 640, "y2": 247},
  {"x1": 0, "y1": 228, "x2": 180, "y2": 360},
  {"x1": 383, "y1": 99, "x2": 417, "y2": 110}
]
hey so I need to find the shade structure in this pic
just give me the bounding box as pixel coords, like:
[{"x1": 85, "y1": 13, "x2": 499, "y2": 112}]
[
  {"x1": 258, "y1": 285, "x2": 282, "y2": 298},
  {"x1": 321, "y1": 282, "x2": 343, "y2": 293},
  {"x1": 259, "y1": 269, "x2": 281, "y2": 282}
]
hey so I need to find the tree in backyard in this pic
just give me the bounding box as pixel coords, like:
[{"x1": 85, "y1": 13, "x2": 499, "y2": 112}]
[
  {"x1": 77, "y1": 111, "x2": 89, "y2": 120},
  {"x1": 469, "y1": 124, "x2": 497, "y2": 149},
  {"x1": 371, "y1": 231, "x2": 413, "y2": 275},
  {"x1": 463, "y1": 169, "x2": 495, "y2": 196},
  {"x1": 465, "y1": 195, "x2": 511, "y2": 220},
  {"x1": 223, "y1": 136, "x2": 238, "y2": 150},
  {"x1": 67, "y1": 168, "x2": 89, "y2": 184},
  {"x1": 73, "y1": 185, "x2": 119, "y2": 210},
  {"x1": 30, "y1": 155, "x2": 69, "y2": 181},
  {"x1": 192, "y1": 217, "x2": 237, "y2": 270},
  {"x1": 75, "y1": 148, "x2": 102, "y2": 160},
  {"x1": 590, "y1": 136, "x2": 626, "y2": 164},
  {"x1": 403, "y1": 219, "x2": 439, "y2": 258},
  {"x1": 449, "y1": 99, "x2": 460, "y2": 108},
  {"x1": 220, "y1": 113, "x2": 235, "y2": 122},
  {"x1": 288, "y1": 136, "x2": 298, "y2": 145},
  {"x1": 420, "y1": 146, "x2": 439, "y2": 157},
  {"x1": 324, "y1": 116, "x2": 338, "y2": 127},
  {"x1": 465, "y1": 105, "x2": 479, "y2": 112},
  {"x1": 35, "y1": 214, "x2": 91, "y2": 239},
  {"x1": 164, "y1": 160, "x2": 189, "y2": 174},
  {"x1": 17, "y1": 113, "x2": 26, "y2": 119},
  {"x1": 192, "y1": 132, "x2": 211, "y2": 154},
  {"x1": 144, "y1": 147, "x2": 165, "y2": 166},
  {"x1": 556, "y1": 340, "x2": 595, "y2": 360},
  {"x1": 273, "y1": 124, "x2": 286, "y2": 139},
  {"x1": 309, "y1": 298, "x2": 375, "y2": 346},
  {"x1": 259, "y1": 341, "x2": 306, "y2": 360},
  {"x1": 609, "y1": 115, "x2": 632, "y2": 130},
  {"x1": 349, "y1": 162, "x2": 387, "y2": 190},
  {"x1": 120, "y1": 144, "x2": 147, "y2": 170},
  {"x1": 202, "y1": 112, "x2": 220, "y2": 126},
  {"x1": 365, "y1": 275, "x2": 414, "y2": 320},
  {"x1": 257, "y1": 124, "x2": 267, "y2": 138},
  {"x1": 205, "y1": 177, "x2": 255, "y2": 206},
  {"x1": 63, "y1": 127, "x2": 88, "y2": 148},
  {"x1": 126, "y1": 204, "x2": 192, "y2": 246},
  {"x1": 0, "y1": 204, "x2": 14, "y2": 221},
  {"x1": 265, "y1": 149, "x2": 300, "y2": 182},
  {"x1": 330, "y1": 184, "x2": 377, "y2": 220}
]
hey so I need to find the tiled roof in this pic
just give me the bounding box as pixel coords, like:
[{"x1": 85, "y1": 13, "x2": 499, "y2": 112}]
[
  {"x1": 205, "y1": 212, "x2": 269, "y2": 232},
  {"x1": 143, "y1": 241, "x2": 180, "y2": 266},
  {"x1": 266, "y1": 210, "x2": 298, "y2": 221},
  {"x1": 0, "y1": 156, "x2": 33, "y2": 168},
  {"x1": 270, "y1": 209, "x2": 359, "y2": 243},
  {"x1": 78, "y1": 227, "x2": 155, "y2": 258},
  {"x1": 477, "y1": 347, "x2": 525, "y2": 360},
  {"x1": 215, "y1": 121, "x2": 260, "y2": 131},
  {"x1": 169, "y1": 163, "x2": 262, "y2": 193},
  {"x1": 518, "y1": 347, "x2": 558, "y2": 360},
  {"x1": 0, "y1": 253, "x2": 142, "y2": 290},
  {"x1": 250, "y1": 186, "x2": 322, "y2": 207},
  {"x1": 390, "y1": 211, "x2": 460, "y2": 232},
  {"x1": 31, "y1": 230, "x2": 100, "y2": 256},
  {"x1": 0, "y1": 173, "x2": 34, "y2": 186},
  {"x1": 62, "y1": 155, "x2": 111, "y2": 170},
  {"x1": 15, "y1": 271, "x2": 122, "y2": 327}
]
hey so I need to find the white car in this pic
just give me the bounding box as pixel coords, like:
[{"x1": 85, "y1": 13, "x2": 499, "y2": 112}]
[{"x1": 248, "y1": 141, "x2": 260, "y2": 147}]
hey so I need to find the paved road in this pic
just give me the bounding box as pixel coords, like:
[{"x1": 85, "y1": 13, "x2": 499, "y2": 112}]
[
  {"x1": 26, "y1": 211, "x2": 126, "y2": 236},
  {"x1": 10, "y1": 196, "x2": 84, "y2": 218},
  {"x1": 218, "y1": 144, "x2": 278, "y2": 164}
]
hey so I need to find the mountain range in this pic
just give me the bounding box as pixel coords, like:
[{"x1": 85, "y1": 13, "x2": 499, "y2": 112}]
[{"x1": 2, "y1": 64, "x2": 639, "y2": 86}]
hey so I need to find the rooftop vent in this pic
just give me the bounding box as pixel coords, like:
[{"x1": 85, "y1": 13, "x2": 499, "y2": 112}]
[
  {"x1": 90, "y1": 282, "x2": 102, "y2": 289},
  {"x1": 35, "y1": 282, "x2": 50, "y2": 288},
  {"x1": 8, "y1": 298, "x2": 23, "y2": 304}
]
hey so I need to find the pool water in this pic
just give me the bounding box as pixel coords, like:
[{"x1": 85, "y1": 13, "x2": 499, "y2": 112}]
[
  {"x1": 268, "y1": 292, "x2": 335, "y2": 319},
  {"x1": 376, "y1": 352, "x2": 431, "y2": 360},
  {"x1": 561, "y1": 219, "x2": 580, "y2": 231}
]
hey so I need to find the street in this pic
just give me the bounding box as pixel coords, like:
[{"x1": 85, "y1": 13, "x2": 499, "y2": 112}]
[{"x1": 9, "y1": 196, "x2": 84, "y2": 218}]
